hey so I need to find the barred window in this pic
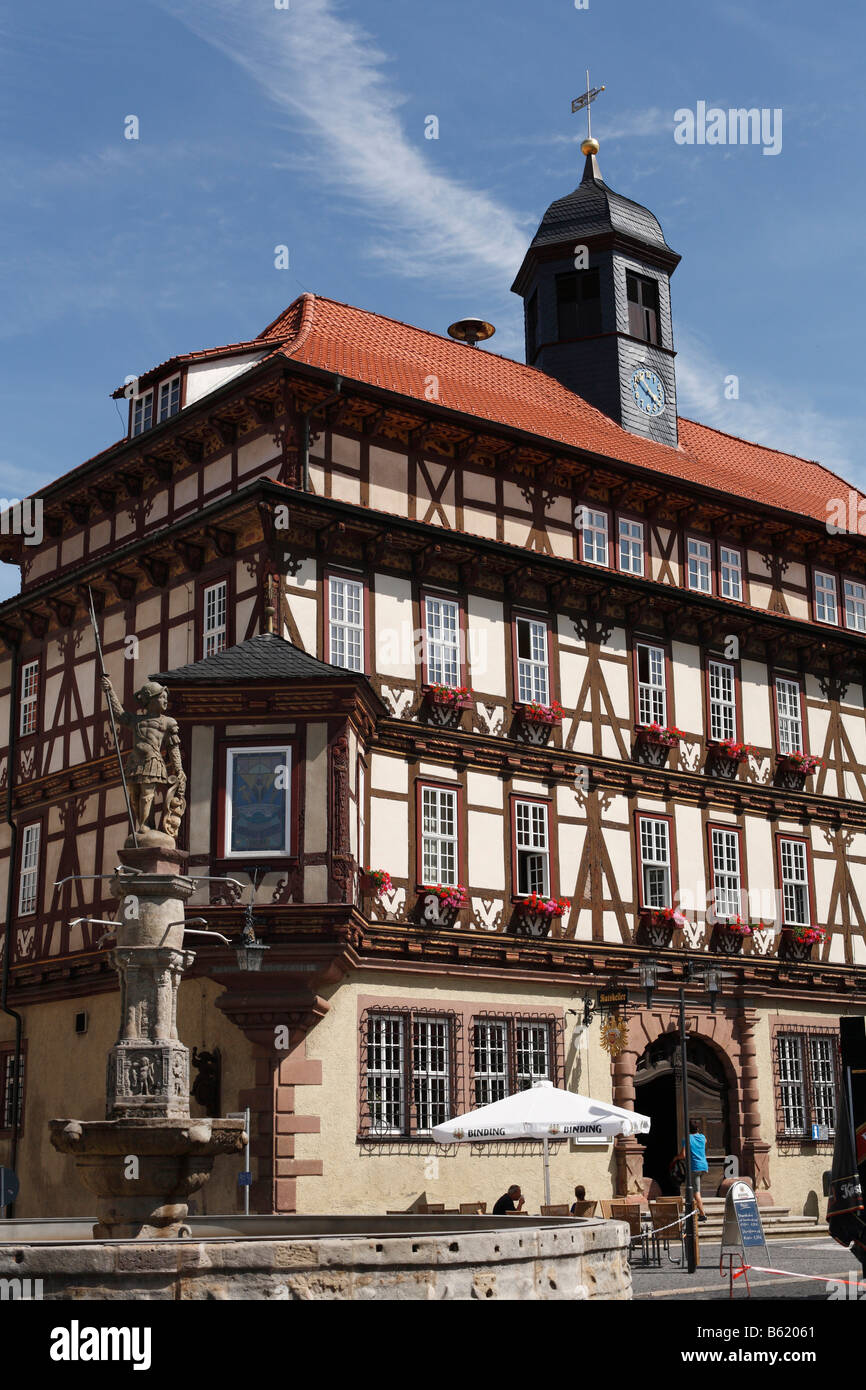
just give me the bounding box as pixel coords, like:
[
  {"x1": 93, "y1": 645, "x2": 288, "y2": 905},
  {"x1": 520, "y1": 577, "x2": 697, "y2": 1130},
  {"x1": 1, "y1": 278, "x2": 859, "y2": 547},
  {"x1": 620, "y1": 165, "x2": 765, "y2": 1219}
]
[
  {"x1": 515, "y1": 616, "x2": 549, "y2": 704},
  {"x1": 473, "y1": 1020, "x2": 509, "y2": 1106},
  {"x1": 363, "y1": 1011, "x2": 453, "y2": 1138},
  {"x1": 618, "y1": 518, "x2": 644, "y2": 576},
  {"x1": 710, "y1": 827, "x2": 741, "y2": 921},
  {"x1": 780, "y1": 839, "x2": 810, "y2": 927},
  {"x1": 366, "y1": 1014, "x2": 405, "y2": 1136},
  {"x1": 636, "y1": 642, "x2": 666, "y2": 726},
  {"x1": 708, "y1": 659, "x2": 736, "y2": 743},
  {"x1": 776, "y1": 1031, "x2": 838, "y2": 1138},
  {"x1": 515, "y1": 1022, "x2": 551, "y2": 1090},
  {"x1": 203, "y1": 581, "x2": 227, "y2": 658},
  {"x1": 425, "y1": 595, "x2": 460, "y2": 687},
  {"x1": 413, "y1": 1017, "x2": 451, "y2": 1134},
  {"x1": 18, "y1": 823, "x2": 40, "y2": 917},
  {"x1": 719, "y1": 546, "x2": 742, "y2": 602},
  {"x1": 420, "y1": 785, "x2": 458, "y2": 886},
  {"x1": 329, "y1": 575, "x2": 364, "y2": 672},
  {"x1": 775, "y1": 677, "x2": 803, "y2": 755},
  {"x1": 1, "y1": 1053, "x2": 24, "y2": 1130},
  {"x1": 515, "y1": 800, "x2": 550, "y2": 897},
  {"x1": 638, "y1": 816, "x2": 671, "y2": 909},
  {"x1": 687, "y1": 537, "x2": 712, "y2": 594},
  {"x1": 20, "y1": 660, "x2": 39, "y2": 737}
]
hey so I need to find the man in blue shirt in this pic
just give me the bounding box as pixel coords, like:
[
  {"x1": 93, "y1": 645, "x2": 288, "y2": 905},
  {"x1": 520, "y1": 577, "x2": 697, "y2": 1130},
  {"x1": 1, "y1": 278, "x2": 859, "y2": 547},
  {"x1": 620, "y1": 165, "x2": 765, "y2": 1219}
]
[{"x1": 678, "y1": 1119, "x2": 709, "y2": 1222}]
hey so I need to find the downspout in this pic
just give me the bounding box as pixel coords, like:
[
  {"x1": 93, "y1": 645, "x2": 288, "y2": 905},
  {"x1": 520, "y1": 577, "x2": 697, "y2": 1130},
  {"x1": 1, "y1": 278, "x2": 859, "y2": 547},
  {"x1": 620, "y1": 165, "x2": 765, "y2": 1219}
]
[
  {"x1": 299, "y1": 376, "x2": 343, "y2": 492},
  {"x1": 0, "y1": 637, "x2": 23, "y2": 1213}
]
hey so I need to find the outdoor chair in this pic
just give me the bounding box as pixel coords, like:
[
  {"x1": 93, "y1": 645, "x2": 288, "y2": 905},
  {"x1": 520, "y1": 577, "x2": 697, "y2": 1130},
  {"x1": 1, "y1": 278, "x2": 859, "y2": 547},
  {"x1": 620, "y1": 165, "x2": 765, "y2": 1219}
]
[
  {"x1": 459, "y1": 1202, "x2": 486, "y2": 1214},
  {"x1": 649, "y1": 1199, "x2": 686, "y2": 1266},
  {"x1": 610, "y1": 1201, "x2": 650, "y2": 1265},
  {"x1": 570, "y1": 1200, "x2": 598, "y2": 1218},
  {"x1": 540, "y1": 1204, "x2": 570, "y2": 1216},
  {"x1": 422, "y1": 1202, "x2": 445, "y2": 1212},
  {"x1": 598, "y1": 1199, "x2": 614, "y2": 1219}
]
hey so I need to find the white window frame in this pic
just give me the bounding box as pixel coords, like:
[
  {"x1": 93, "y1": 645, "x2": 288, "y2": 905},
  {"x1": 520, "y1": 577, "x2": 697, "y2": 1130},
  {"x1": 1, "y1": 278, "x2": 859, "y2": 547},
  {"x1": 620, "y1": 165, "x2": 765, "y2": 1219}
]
[
  {"x1": 473, "y1": 1020, "x2": 509, "y2": 1107},
  {"x1": 412, "y1": 1016, "x2": 451, "y2": 1135},
  {"x1": 157, "y1": 374, "x2": 181, "y2": 424},
  {"x1": 778, "y1": 1034, "x2": 806, "y2": 1137},
  {"x1": 366, "y1": 1014, "x2": 405, "y2": 1136},
  {"x1": 424, "y1": 594, "x2": 461, "y2": 688},
  {"x1": 329, "y1": 574, "x2": 364, "y2": 673},
  {"x1": 719, "y1": 545, "x2": 743, "y2": 602},
  {"x1": 777, "y1": 1033, "x2": 837, "y2": 1138},
  {"x1": 775, "y1": 676, "x2": 803, "y2": 755},
  {"x1": 710, "y1": 826, "x2": 742, "y2": 922},
  {"x1": 638, "y1": 815, "x2": 672, "y2": 910},
  {"x1": 636, "y1": 641, "x2": 667, "y2": 726},
  {"x1": 2, "y1": 1053, "x2": 24, "y2": 1130},
  {"x1": 581, "y1": 508, "x2": 609, "y2": 566},
  {"x1": 809, "y1": 1037, "x2": 837, "y2": 1133},
  {"x1": 131, "y1": 389, "x2": 153, "y2": 437},
  {"x1": 515, "y1": 800, "x2": 550, "y2": 897},
  {"x1": 20, "y1": 659, "x2": 39, "y2": 736},
  {"x1": 844, "y1": 579, "x2": 866, "y2": 633},
  {"x1": 224, "y1": 746, "x2": 292, "y2": 858},
  {"x1": 618, "y1": 518, "x2": 644, "y2": 576},
  {"x1": 515, "y1": 615, "x2": 549, "y2": 705},
  {"x1": 18, "y1": 823, "x2": 40, "y2": 917},
  {"x1": 779, "y1": 838, "x2": 810, "y2": 927},
  {"x1": 203, "y1": 580, "x2": 228, "y2": 658},
  {"x1": 687, "y1": 536, "x2": 712, "y2": 594},
  {"x1": 708, "y1": 659, "x2": 737, "y2": 743},
  {"x1": 814, "y1": 571, "x2": 838, "y2": 626},
  {"x1": 420, "y1": 785, "x2": 458, "y2": 886},
  {"x1": 515, "y1": 1021, "x2": 551, "y2": 1090}
]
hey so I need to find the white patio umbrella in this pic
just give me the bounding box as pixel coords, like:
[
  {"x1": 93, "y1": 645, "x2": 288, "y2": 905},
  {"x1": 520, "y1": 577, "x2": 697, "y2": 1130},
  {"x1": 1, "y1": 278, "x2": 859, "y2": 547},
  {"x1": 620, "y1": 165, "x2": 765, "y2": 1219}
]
[{"x1": 432, "y1": 1080, "x2": 651, "y2": 1208}]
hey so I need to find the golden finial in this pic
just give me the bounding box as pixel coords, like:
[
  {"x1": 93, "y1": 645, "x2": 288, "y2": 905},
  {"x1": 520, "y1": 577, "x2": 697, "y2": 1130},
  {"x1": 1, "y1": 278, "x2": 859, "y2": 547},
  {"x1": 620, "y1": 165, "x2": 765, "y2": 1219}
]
[{"x1": 581, "y1": 137, "x2": 600, "y2": 156}]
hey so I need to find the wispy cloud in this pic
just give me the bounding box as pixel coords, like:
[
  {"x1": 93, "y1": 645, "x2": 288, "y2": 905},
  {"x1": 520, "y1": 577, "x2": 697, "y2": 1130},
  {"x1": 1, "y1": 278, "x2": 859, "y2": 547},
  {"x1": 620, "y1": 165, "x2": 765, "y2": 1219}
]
[{"x1": 153, "y1": 0, "x2": 526, "y2": 287}]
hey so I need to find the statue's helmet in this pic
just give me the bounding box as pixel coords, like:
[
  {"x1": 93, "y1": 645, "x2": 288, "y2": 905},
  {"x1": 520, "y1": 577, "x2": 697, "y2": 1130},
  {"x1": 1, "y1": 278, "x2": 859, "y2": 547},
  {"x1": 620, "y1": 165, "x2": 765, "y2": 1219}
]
[{"x1": 134, "y1": 680, "x2": 167, "y2": 707}]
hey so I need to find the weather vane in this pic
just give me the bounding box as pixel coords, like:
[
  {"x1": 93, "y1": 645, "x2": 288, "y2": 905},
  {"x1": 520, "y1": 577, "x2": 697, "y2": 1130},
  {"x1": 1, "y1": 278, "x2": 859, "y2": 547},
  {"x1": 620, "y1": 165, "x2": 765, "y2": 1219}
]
[{"x1": 571, "y1": 68, "x2": 605, "y2": 151}]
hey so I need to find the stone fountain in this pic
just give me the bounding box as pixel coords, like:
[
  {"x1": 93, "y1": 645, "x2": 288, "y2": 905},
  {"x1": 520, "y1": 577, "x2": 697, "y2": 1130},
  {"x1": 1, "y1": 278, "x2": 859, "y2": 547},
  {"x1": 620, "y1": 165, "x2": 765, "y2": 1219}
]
[{"x1": 50, "y1": 675, "x2": 245, "y2": 1238}]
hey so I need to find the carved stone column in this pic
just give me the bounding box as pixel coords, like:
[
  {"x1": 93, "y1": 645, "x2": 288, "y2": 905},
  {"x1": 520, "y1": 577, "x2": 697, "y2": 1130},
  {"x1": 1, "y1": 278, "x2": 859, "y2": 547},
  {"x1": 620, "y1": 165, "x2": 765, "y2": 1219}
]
[
  {"x1": 737, "y1": 1003, "x2": 773, "y2": 1205},
  {"x1": 612, "y1": 1047, "x2": 645, "y2": 1196}
]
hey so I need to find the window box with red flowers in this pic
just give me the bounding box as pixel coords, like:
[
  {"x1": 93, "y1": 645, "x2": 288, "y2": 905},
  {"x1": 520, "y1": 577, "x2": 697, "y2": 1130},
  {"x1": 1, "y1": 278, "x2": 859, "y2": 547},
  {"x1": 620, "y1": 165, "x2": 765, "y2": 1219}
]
[
  {"x1": 360, "y1": 868, "x2": 393, "y2": 899},
  {"x1": 423, "y1": 684, "x2": 474, "y2": 726},
  {"x1": 634, "y1": 722, "x2": 684, "y2": 767},
  {"x1": 775, "y1": 750, "x2": 821, "y2": 789},
  {"x1": 514, "y1": 892, "x2": 570, "y2": 939},
  {"x1": 707, "y1": 739, "x2": 757, "y2": 780},
  {"x1": 514, "y1": 699, "x2": 563, "y2": 745},
  {"x1": 779, "y1": 923, "x2": 825, "y2": 961},
  {"x1": 711, "y1": 915, "x2": 756, "y2": 954},
  {"x1": 637, "y1": 905, "x2": 687, "y2": 948},
  {"x1": 419, "y1": 883, "x2": 467, "y2": 927}
]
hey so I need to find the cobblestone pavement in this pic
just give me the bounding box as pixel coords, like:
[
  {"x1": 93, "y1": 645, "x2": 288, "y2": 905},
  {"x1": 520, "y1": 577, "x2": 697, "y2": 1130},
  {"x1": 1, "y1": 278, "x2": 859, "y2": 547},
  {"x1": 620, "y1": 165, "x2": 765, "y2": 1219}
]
[{"x1": 631, "y1": 1239, "x2": 866, "y2": 1301}]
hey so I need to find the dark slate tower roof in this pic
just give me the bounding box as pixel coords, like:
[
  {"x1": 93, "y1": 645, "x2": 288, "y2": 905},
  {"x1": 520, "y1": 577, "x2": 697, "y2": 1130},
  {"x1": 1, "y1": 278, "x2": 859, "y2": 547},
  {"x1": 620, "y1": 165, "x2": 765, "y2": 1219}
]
[{"x1": 154, "y1": 631, "x2": 362, "y2": 684}]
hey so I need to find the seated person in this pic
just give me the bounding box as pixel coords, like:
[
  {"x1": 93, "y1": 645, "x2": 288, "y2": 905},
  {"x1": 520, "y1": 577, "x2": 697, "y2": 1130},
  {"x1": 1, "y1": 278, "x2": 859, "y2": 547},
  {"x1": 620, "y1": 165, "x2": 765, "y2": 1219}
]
[
  {"x1": 570, "y1": 1184, "x2": 587, "y2": 1215},
  {"x1": 492, "y1": 1184, "x2": 525, "y2": 1215}
]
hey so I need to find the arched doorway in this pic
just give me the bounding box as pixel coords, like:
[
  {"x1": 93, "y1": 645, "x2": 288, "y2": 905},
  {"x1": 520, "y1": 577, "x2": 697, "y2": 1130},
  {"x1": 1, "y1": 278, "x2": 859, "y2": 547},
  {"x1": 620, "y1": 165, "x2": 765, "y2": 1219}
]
[{"x1": 634, "y1": 1033, "x2": 732, "y2": 1196}]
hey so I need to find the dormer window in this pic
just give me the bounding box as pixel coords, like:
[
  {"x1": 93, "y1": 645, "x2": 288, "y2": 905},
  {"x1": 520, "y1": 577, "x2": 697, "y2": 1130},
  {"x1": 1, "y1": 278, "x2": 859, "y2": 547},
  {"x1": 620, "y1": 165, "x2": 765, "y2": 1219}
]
[
  {"x1": 626, "y1": 273, "x2": 659, "y2": 345},
  {"x1": 131, "y1": 390, "x2": 154, "y2": 437},
  {"x1": 158, "y1": 374, "x2": 181, "y2": 424}
]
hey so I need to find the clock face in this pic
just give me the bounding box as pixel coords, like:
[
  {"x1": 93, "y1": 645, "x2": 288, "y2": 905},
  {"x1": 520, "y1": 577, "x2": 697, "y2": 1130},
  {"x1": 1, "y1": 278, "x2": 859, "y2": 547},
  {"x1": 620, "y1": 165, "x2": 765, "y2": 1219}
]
[{"x1": 632, "y1": 366, "x2": 666, "y2": 416}]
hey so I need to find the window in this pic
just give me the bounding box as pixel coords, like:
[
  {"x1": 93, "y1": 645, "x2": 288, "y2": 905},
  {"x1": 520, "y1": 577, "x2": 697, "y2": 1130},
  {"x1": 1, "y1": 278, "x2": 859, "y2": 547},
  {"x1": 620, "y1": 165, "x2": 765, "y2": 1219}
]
[
  {"x1": 556, "y1": 269, "x2": 601, "y2": 340},
  {"x1": 515, "y1": 615, "x2": 549, "y2": 704},
  {"x1": 636, "y1": 641, "x2": 666, "y2": 726},
  {"x1": 157, "y1": 375, "x2": 181, "y2": 423},
  {"x1": 203, "y1": 580, "x2": 227, "y2": 658},
  {"x1": 526, "y1": 290, "x2": 538, "y2": 363},
  {"x1": 779, "y1": 838, "x2": 810, "y2": 927},
  {"x1": 131, "y1": 390, "x2": 153, "y2": 437},
  {"x1": 329, "y1": 574, "x2": 364, "y2": 672},
  {"x1": 20, "y1": 660, "x2": 39, "y2": 736},
  {"x1": 412, "y1": 1017, "x2": 451, "y2": 1134},
  {"x1": 581, "y1": 509, "x2": 609, "y2": 566},
  {"x1": 626, "y1": 273, "x2": 659, "y2": 344},
  {"x1": 777, "y1": 1032, "x2": 837, "y2": 1138},
  {"x1": 814, "y1": 571, "x2": 838, "y2": 626},
  {"x1": 514, "y1": 800, "x2": 550, "y2": 897},
  {"x1": 515, "y1": 1022, "x2": 551, "y2": 1089},
  {"x1": 18, "y1": 823, "x2": 40, "y2": 917},
  {"x1": 775, "y1": 676, "x2": 803, "y2": 755},
  {"x1": 473, "y1": 1020, "x2": 509, "y2": 1106},
  {"x1": 638, "y1": 816, "x2": 672, "y2": 909},
  {"x1": 365, "y1": 1014, "x2": 405, "y2": 1136},
  {"x1": 687, "y1": 537, "x2": 712, "y2": 594},
  {"x1": 424, "y1": 595, "x2": 460, "y2": 687},
  {"x1": 709, "y1": 827, "x2": 742, "y2": 922},
  {"x1": 618, "y1": 518, "x2": 644, "y2": 576},
  {"x1": 708, "y1": 659, "x2": 737, "y2": 742},
  {"x1": 224, "y1": 747, "x2": 291, "y2": 857},
  {"x1": 420, "y1": 785, "x2": 458, "y2": 886},
  {"x1": 1, "y1": 1052, "x2": 24, "y2": 1130},
  {"x1": 844, "y1": 579, "x2": 866, "y2": 633},
  {"x1": 719, "y1": 546, "x2": 743, "y2": 602}
]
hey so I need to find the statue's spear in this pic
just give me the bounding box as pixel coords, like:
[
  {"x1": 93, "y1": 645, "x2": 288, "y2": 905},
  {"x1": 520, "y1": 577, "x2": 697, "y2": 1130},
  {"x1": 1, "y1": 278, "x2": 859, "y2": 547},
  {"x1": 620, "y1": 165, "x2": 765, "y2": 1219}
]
[{"x1": 87, "y1": 585, "x2": 139, "y2": 849}]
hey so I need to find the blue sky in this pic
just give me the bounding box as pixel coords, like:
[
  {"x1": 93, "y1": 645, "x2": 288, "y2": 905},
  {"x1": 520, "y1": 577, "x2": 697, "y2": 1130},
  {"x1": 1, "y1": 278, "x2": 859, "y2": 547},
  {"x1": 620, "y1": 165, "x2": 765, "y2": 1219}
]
[{"x1": 1, "y1": 0, "x2": 864, "y2": 600}]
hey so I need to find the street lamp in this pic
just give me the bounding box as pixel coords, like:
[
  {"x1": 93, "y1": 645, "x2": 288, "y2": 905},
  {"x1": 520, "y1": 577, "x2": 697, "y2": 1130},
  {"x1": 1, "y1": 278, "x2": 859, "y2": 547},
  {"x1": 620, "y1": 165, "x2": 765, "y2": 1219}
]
[{"x1": 235, "y1": 869, "x2": 270, "y2": 972}]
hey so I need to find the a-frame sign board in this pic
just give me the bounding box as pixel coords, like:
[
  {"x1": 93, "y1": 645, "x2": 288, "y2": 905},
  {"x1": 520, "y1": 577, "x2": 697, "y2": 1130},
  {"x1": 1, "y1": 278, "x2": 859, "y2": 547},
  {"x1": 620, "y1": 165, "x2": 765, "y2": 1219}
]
[{"x1": 720, "y1": 1180, "x2": 770, "y2": 1296}]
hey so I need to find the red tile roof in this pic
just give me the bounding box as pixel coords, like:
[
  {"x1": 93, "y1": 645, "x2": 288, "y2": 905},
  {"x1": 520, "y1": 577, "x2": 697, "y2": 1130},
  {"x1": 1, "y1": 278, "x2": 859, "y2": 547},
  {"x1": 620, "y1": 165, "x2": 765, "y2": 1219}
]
[{"x1": 271, "y1": 293, "x2": 860, "y2": 528}]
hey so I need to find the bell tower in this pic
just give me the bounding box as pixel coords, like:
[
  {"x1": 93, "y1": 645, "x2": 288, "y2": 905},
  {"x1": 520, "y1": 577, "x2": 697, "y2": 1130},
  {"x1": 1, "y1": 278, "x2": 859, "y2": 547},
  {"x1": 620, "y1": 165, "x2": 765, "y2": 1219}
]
[{"x1": 511, "y1": 137, "x2": 681, "y2": 449}]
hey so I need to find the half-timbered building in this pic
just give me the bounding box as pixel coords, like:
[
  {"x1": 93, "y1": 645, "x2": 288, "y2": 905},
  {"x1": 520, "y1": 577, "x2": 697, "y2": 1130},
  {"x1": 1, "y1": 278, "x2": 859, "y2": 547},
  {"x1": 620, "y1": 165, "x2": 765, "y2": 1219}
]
[{"x1": 2, "y1": 147, "x2": 865, "y2": 1220}]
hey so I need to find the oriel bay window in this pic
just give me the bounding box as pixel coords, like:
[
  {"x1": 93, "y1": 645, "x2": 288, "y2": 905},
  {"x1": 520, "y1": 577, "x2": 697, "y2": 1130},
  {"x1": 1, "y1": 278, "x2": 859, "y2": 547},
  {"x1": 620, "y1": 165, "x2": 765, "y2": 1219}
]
[
  {"x1": 635, "y1": 640, "x2": 667, "y2": 726},
  {"x1": 775, "y1": 675, "x2": 804, "y2": 755},
  {"x1": 776, "y1": 1031, "x2": 838, "y2": 1139},
  {"x1": 328, "y1": 572, "x2": 364, "y2": 672},
  {"x1": 513, "y1": 799, "x2": 550, "y2": 897},
  {"x1": 362, "y1": 1010, "x2": 455, "y2": 1137},
  {"x1": 637, "y1": 814, "x2": 672, "y2": 909},
  {"x1": 778, "y1": 837, "x2": 812, "y2": 928},
  {"x1": 515, "y1": 614, "x2": 549, "y2": 704},
  {"x1": 708, "y1": 658, "x2": 737, "y2": 742},
  {"x1": 419, "y1": 784, "x2": 458, "y2": 886},
  {"x1": 709, "y1": 825, "x2": 742, "y2": 922},
  {"x1": 223, "y1": 746, "x2": 292, "y2": 858}
]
